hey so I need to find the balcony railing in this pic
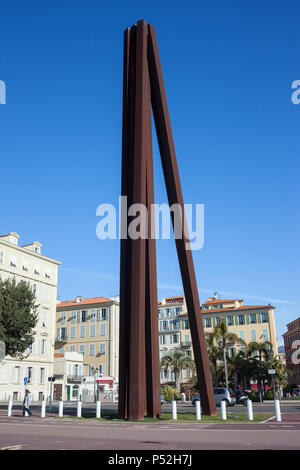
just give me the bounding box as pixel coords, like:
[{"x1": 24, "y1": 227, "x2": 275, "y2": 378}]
[
  {"x1": 67, "y1": 375, "x2": 84, "y2": 383},
  {"x1": 55, "y1": 335, "x2": 68, "y2": 343},
  {"x1": 181, "y1": 341, "x2": 192, "y2": 348}
]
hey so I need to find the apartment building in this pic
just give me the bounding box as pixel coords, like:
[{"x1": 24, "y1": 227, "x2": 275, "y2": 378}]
[
  {"x1": 53, "y1": 351, "x2": 84, "y2": 401},
  {"x1": 0, "y1": 232, "x2": 60, "y2": 401},
  {"x1": 55, "y1": 296, "x2": 119, "y2": 388},
  {"x1": 158, "y1": 295, "x2": 278, "y2": 385},
  {"x1": 283, "y1": 317, "x2": 300, "y2": 387}
]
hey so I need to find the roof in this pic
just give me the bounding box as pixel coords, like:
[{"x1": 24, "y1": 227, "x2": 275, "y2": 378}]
[
  {"x1": 57, "y1": 296, "x2": 113, "y2": 309},
  {"x1": 177, "y1": 305, "x2": 274, "y2": 316},
  {"x1": 202, "y1": 299, "x2": 243, "y2": 305}
]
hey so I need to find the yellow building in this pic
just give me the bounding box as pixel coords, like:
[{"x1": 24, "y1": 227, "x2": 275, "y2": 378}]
[
  {"x1": 158, "y1": 295, "x2": 278, "y2": 384},
  {"x1": 55, "y1": 296, "x2": 119, "y2": 387}
]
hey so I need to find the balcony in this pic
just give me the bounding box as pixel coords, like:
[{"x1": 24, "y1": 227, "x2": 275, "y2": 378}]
[
  {"x1": 67, "y1": 375, "x2": 84, "y2": 384},
  {"x1": 55, "y1": 335, "x2": 68, "y2": 343},
  {"x1": 181, "y1": 341, "x2": 192, "y2": 348}
]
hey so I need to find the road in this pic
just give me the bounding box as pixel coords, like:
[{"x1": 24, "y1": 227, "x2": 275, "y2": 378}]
[{"x1": 0, "y1": 403, "x2": 300, "y2": 450}]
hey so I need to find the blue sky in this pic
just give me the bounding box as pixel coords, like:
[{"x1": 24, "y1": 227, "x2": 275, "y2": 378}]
[{"x1": 0, "y1": 1, "x2": 299, "y2": 346}]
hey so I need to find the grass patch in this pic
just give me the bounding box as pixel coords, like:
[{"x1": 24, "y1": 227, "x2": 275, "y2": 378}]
[{"x1": 65, "y1": 410, "x2": 273, "y2": 423}]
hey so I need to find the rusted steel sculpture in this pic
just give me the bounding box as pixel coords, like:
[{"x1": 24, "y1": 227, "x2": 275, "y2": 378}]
[{"x1": 119, "y1": 20, "x2": 217, "y2": 420}]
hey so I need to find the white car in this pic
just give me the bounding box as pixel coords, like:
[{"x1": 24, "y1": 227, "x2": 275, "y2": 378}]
[{"x1": 192, "y1": 387, "x2": 236, "y2": 407}]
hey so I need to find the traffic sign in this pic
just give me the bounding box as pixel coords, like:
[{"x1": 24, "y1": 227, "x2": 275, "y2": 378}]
[{"x1": 24, "y1": 377, "x2": 28, "y2": 385}]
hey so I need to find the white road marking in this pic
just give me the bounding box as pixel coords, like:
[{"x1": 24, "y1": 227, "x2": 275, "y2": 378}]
[{"x1": 1, "y1": 444, "x2": 23, "y2": 450}]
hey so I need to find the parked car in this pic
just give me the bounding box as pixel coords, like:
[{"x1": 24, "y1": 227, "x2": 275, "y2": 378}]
[{"x1": 192, "y1": 387, "x2": 236, "y2": 407}]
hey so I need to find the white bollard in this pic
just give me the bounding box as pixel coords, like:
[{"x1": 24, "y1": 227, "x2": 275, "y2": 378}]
[
  {"x1": 8, "y1": 399, "x2": 12, "y2": 417},
  {"x1": 195, "y1": 400, "x2": 201, "y2": 420},
  {"x1": 25, "y1": 409, "x2": 29, "y2": 417},
  {"x1": 172, "y1": 400, "x2": 177, "y2": 420},
  {"x1": 41, "y1": 400, "x2": 46, "y2": 418},
  {"x1": 58, "y1": 400, "x2": 63, "y2": 417},
  {"x1": 96, "y1": 400, "x2": 101, "y2": 418},
  {"x1": 274, "y1": 399, "x2": 281, "y2": 422},
  {"x1": 77, "y1": 401, "x2": 82, "y2": 418},
  {"x1": 221, "y1": 400, "x2": 227, "y2": 420},
  {"x1": 247, "y1": 399, "x2": 253, "y2": 421}
]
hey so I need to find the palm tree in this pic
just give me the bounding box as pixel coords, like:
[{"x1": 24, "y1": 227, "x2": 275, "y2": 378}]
[
  {"x1": 205, "y1": 332, "x2": 223, "y2": 386},
  {"x1": 160, "y1": 350, "x2": 195, "y2": 390},
  {"x1": 213, "y1": 319, "x2": 246, "y2": 389},
  {"x1": 247, "y1": 340, "x2": 273, "y2": 398}
]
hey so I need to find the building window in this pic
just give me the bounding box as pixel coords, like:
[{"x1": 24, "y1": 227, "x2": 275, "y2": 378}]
[
  {"x1": 261, "y1": 312, "x2": 268, "y2": 323},
  {"x1": 227, "y1": 316, "x2": 234, "y2": 326},
  {"x1": 45, "y1": 270, "x2": 51, "y2": 279},
  {"x1": 250, "y1": 313, "x2": 257, "y2": 324},
  {"x1": 70, "y1": 326, "x2": 75, "y2": 339},
  {"x1": 39, "y1": 368, "x2": 45, "y2": 384},
  {"x1": 250, "y1": 330, "x2": 257, "y2": 341},
  {"x1": 90, "y1": 309, "x2": 96, "y2": 322},
  {"x1": 89, "y1": 344, "x2": 95, "y2": 356},
  {"x1": 80, "y1": 326, "x2": 86, "y2": 338},
  {"x1": 0, "y1": 251, "x2": 4, "y2": 263},
  {"x1": 34, "y1": 264, "x2": 40, "y2": 275},
  {"x1": 99, "y1": 343, "x2": 106, "y2": 355},
  {"x1": 70, "y1": 345, "x2": 75, "y2": 352},
  {"x1": 10, "y1": 256, "x2": 17, "y2": 267},
  {"x1": 79, "y1": 344, "x2": 85, "y2": 355},
  {"x1": 170, "y1": 334, "x2": 179, "y2": 344},
  {"x1": 100, "y1": 324, "x2": 106, "y2": 336},
  {"x1": 183, "y1": 319, "x2": 189, "y2": 329},
  {"x1": 22, "y1": 260, "x2": 28, "y2": 271},
  {"x1": 59, "y1": 345, "x2": 65, "y2": 353},
  {"x1": 42, "y1": 311, "x2": 48, "y2": 328},
  {"x1": 90, "y1": 325, "x2": 96, "y2": 337},
  {"x1": 99, "y1": 364, "x2": 106, "y2": 375},
  {"x1": 72, "y1": 385, "x2": 79, "y2": 398},
  {"x1": 239, "y1": 331, "x2": 245, "y2": 341},
  {"x1": 98, "y1": 308, "x2": 108, "y2": 321},
  {"x1": 238, "y1": 315, "x2": 245, "y2": 325},
  {"x1": 59, "y1": 312, "x2": 66, "y2": 324},
  {"x1": 204, "y1": 318, "x2": 212, "y2": 328},
  {"x1": 159, "y1": 335, "x2": 166, "y2": 345},
  {"x1": 70, "y1": 311, "x2": 76, "y2": 323},
  {"x1": 262, "y1": 328, "x2": 269, "y2": 340},
  {"x1": 44, "y1": 287, "x2": 49, "y2": 302},
  {"x1": 81, "y1": 310, "x2": 88, "y2": 322}
]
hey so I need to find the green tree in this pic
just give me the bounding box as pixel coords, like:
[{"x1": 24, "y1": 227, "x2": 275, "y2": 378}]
[
  {"x1": 213, "y1": 319, "x2": 246, "y2": 389},
  {"x1": 247, "y1": 340, "x2": 273, "y2": 398},
  {"x1": 160, "y1": 350, "x2": 195, "y2": 390},
  {"x1": 205, "y1": 332, "x2": 223, "y2": 386},
  {"x1": 0, "y1": 277, "x2": 38, "y2": 358}
]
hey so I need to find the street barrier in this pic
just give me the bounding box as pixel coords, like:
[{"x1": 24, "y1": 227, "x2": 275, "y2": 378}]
[
  {"x1": 96, "y1": 401, "x2": 101, "y2": 418},
  {"x1": 247, "y1": 399, "x2": 253, "y2": 421},
  {"x1": 275, "y1": 399, "x2": 281, "y2": 422},
  {"x1": 41, "y1": 400, "x2": 46, "y2": 418},
  {"x1": 58, "y1": 400, "x2": 63, "y2": 417},
  {"x1": 195, "y1": 400, "x2": 201, "y2": 420},
  {"x1": 221, "y1": 400, "x2": 227, "y2": 420},
  {"x1": 172, "y1": 400, "x2": 177, "y2": 420},
  {"x1": 8, "y1": 399, "x2": 12, "y2": 417},
  {"x1": 77, "y1": 400, "x2": 82, "y2": 418}
]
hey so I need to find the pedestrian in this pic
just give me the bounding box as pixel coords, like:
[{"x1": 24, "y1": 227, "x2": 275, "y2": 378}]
[
  {"x1": 180, "y1": 387, "x2": 186, "y2": 404},
  {"x1": 23, "y1": 389, "x2": 32, "y2": 417}
]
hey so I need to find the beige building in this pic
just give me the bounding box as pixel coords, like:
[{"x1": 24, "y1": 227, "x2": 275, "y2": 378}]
[
  {"x1": 53, "y1": 351, "x2": 84, "y2": 401},
  {"x1": 158, "y1": 295, "x2": 278, "y2": 385},
  {"x1": 55, "y1": 296, "x2": 119, "y2": 387},
  {"x1": 0, "y1": 232, "x2": 60, "y2": 401}
]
